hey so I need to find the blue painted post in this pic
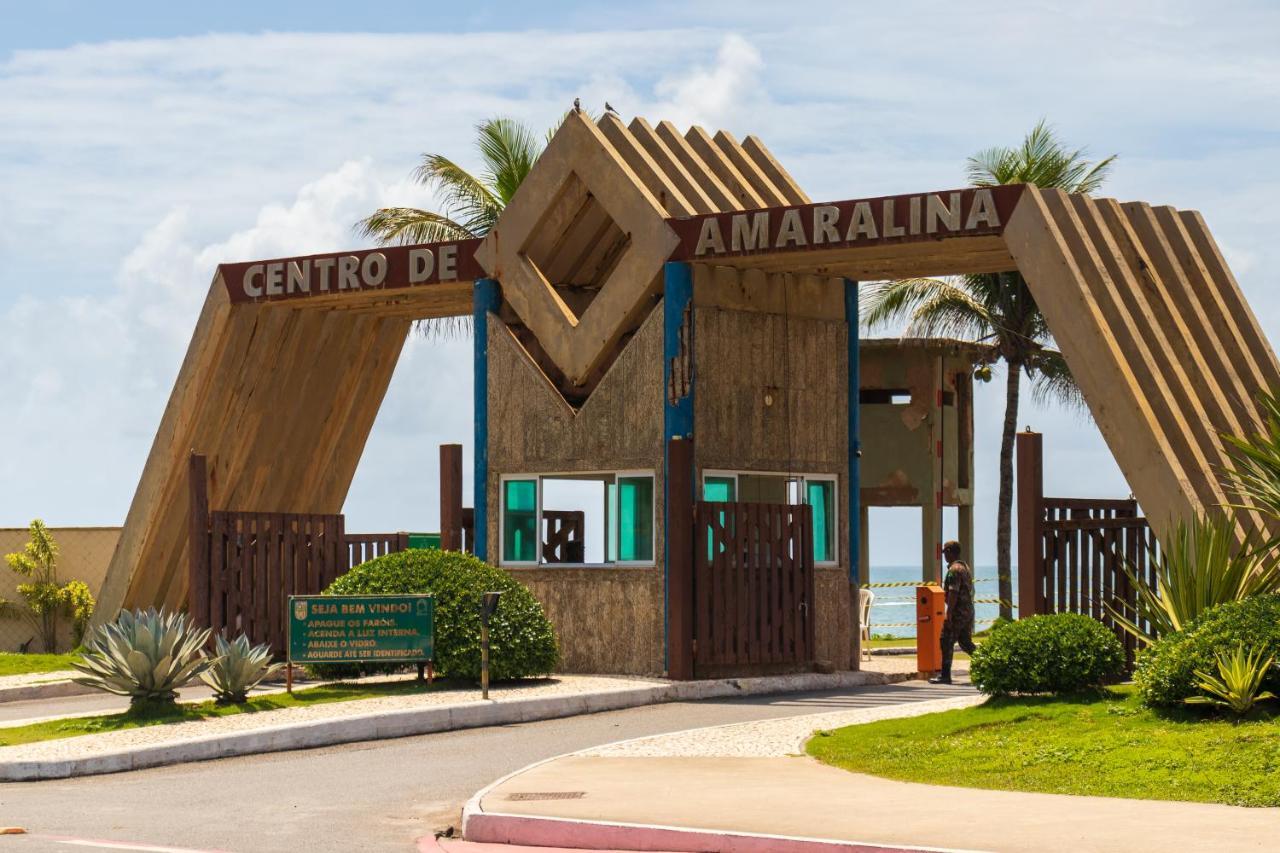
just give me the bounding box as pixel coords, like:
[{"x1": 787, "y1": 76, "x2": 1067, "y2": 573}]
[
  {"x1": 663, "y1": 262, "x2": 695, "y2": 678},
  {"x1": 473, "y1": 278, "x2": 500, "y2": 562},
  {"x1": 844, "y1": 278, "x2": 861, "y2": 586}
]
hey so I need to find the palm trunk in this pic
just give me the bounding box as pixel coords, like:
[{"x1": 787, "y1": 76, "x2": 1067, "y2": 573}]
[{"x1": 996, "y1": 360, "x2": 1022, "y2": 621}]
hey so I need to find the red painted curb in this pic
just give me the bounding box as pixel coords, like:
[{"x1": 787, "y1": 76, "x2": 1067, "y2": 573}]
[{"x1": 462, "y1": 812, "x2": 986, "y2": 853}]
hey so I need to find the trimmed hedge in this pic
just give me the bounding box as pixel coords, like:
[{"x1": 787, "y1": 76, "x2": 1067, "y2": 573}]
[
  {"x1": 969, "y1": 613, "x2": 1125, "y2": 696},
  {"x1": 317, "y1": 549, "x2": 559, "y2": 681},
  {"x1": 1135, "y1": 594, "x2": 1280, "y2": 707}
]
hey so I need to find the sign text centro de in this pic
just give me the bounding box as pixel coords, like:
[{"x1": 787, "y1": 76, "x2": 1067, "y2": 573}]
[
  {"x1": 220, "y1": 238, "x2": 482, "y2": 304},
  {"x1": 669, "y1": 186, "x2": 1025, "y2": 261}
]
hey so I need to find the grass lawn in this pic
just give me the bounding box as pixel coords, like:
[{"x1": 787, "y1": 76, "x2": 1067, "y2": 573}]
[
  {"x1": 0, "y1": 678, "x2": 453, "y2": 748},
  {"x1": 807, "y1": 685, "x2": 1280, "y2": 808},
  {"x1": 0, "y1": 652, "x2": 80, "y2": 677}
]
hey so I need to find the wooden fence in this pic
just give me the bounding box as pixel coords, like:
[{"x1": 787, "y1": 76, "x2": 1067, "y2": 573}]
[
  {"x1": 693, "y1": 500, "x2": 815, "y2": 673},
  {"x1": 542, "y1": 510, "x2": 585, "y2": 563},
  {"x1": 185, "y1": 451, "x2": 473, "y2": 655},
  {"x1": 1017, "y1": 432, "x2": 1159, "y2": 659},
  {"x1": 189, "y1": 509, "x2": 411, "y2": 654}
]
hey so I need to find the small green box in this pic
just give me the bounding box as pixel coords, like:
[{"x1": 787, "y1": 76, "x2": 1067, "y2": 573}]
[{"x1": 408, "y1": 533, "x2": 441, "y2": 550}]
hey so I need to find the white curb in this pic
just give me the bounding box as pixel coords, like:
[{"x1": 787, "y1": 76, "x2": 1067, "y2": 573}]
[{"x1": 0, "y1": 670, "x2": 908, "y2": 782}]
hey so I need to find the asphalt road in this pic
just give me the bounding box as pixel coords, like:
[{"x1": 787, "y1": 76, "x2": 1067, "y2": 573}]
[{"x1": 0, "y1": 680, "x2": 968, "y2": 853}]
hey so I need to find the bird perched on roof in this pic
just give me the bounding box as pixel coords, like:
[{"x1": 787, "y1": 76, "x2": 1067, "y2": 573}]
[
  {"x1": 605, "y1": 101, "x2": 618, "y2": 115},
  {"x1": 573, "y1": 97, "x2": 581, "y2": 113}
]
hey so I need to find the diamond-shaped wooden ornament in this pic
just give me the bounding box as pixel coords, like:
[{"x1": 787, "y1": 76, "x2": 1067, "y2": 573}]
[{"x1": 474, "y1": 110, "x2": 680, "y2": 387}]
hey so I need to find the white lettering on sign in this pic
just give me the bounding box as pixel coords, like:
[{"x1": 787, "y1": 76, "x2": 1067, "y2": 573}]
[
  {"x1": 689, "y1": 188, "x2": 1006, "y2": 258},
  {"x1": 439, "y1": 244, "x2": 458, "y2": 280},
  {"x1": 409, "y1": 248, "x2": 435, "y2": 283},
  {"x1": 237, "y1": 245, "x2": 461, "y2": 301},
  {"x1": 731, "y1": 212, "x2": 769, "y2": 251},
  {"x1": 243, "y1": 264, "x2": 265, "y2": 298}
]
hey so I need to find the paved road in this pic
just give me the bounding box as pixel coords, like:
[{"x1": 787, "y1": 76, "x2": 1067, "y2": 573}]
[
  {"x1": 0, "y1": 679, "x2": 320, "y2": 726},
  {"x1": 0, "y1": 680, "x2": 970, "y2": 853}
]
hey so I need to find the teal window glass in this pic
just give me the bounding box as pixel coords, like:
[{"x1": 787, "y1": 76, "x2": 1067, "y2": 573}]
[
  {"x1": 807, "y1": 479, "x2": 836, "y2": 563},
  {"x1": 703, "y1": 476, "x2": 736, "y2": 561},
  {"x1": 616, "y1": 476, "x2": 654, "y2": 562},
  {"x1": 502, "y1": 479, "x2": 538, "y2": 562},
  {"x1": 703, "y1": 476, "x2": 735, "y2": 502}
]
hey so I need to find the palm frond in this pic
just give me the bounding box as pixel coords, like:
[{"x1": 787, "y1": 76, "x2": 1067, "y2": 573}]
[
  {"x1": 414, "y1": 154, "x2": 503, "y2": 236},
  {"x1": 475, "y1": 117, "x2": 544, "y2": 207},
  {"x1": 860, "y1": 277, "x2": 994, "y2": 338},
  {"x1": 965, "y1": 118, "x2": 1116, "y2": 195},
  {"x1": 356, "y1": 207, "x2": 477, "y2": 246},
  {"x1": 1027, "y1": 348, "x2": 1088, "y2": 412}
]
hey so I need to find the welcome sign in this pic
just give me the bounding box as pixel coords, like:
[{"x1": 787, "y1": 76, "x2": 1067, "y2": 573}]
[
  {"x1": 668, "y1": 185, "x2": 1025, "y2": 261},
  {"x1": 288, "y1": 594, "x2": 435, "y2": 665}
]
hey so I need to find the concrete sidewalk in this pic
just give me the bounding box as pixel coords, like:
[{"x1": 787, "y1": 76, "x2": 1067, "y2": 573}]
[{"x1": 465, "y1": 685, "x2": 1277, "y2": 853}]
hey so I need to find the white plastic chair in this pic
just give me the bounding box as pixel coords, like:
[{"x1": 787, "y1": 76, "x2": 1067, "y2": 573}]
[{"x1": 859, "y1": 588, "x2": 875, "y2": 661}]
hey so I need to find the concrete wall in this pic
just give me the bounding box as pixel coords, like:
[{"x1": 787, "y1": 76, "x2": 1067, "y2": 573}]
[
  {"x1": 0, "y1": 527, "x2": 119, "y2": 652},
  {"x1": 486, "y1": 304, "x2": 667, "y2": 676}
]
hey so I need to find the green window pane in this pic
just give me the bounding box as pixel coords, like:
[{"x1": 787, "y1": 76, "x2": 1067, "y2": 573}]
[
  {"x1": 703, "y1": 477, "x2": 736, "y2": 561},
  {"x1": 703, "y1": 476, "x2": 735, "y2": 503},
  {"x1": 617, "y1": 476, "x2": 654, "y2": 562},
  {"x1": 503, "y1": 479, "x2": 538, "y2": 562},
  {"x1": 807, "y1": 480, "x2": 835, "y2": 563}
]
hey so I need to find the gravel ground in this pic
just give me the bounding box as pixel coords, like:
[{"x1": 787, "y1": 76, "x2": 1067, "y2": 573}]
[
  {"x1": 0, "y1": 674, "x2": 664, "y2": 763},
  {"x1": 581, "y1": 687, "x2": 983, "y2": 758}
]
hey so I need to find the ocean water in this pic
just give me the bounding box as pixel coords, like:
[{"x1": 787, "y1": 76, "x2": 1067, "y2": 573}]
[{"x1": 864, "y1": 564, "x2": 1014, "y2": 638}]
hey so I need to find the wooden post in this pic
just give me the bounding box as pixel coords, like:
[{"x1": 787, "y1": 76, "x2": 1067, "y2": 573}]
[
  {"x1": 663, "y1": 261, "x2": 695, "y2": 679},
  {"x1": 440, "y1": 444, "x2": 463, "y2": 551},
  {"x1": 1016, "y1": 431, "x2": 1044, "y2": 618},
  {"x1": 666, "y1": 437, "x2": 695, "y2": 680},
  {"x1": 187, "y1": 453, "x2": 210, "y2": 626},
  {"x1": 845, "y1": 278, "x2": 861, "y2": 669}
]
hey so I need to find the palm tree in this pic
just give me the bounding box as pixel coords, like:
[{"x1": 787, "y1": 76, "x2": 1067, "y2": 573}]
[
  {"x1": 357, "y1": 117, "x2": 546, "y2": 334},
  {"x1": 861, "y1": 120, "x2": 1116, "y2": 620}
]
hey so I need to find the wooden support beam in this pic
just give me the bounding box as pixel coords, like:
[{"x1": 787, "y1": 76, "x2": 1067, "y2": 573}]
[
  {"x1": 666, "y1": 436, "x2": 695, "y2": 680},
  {"x1": 1016, "y1": 431, "x2": 1044, "y2": 619},
  {"x1": 440, "y1": 444, "x2": 463, "y2": 551},
  {"x1": 187, "y1": 452, "x2": 210, "y2": 627}
]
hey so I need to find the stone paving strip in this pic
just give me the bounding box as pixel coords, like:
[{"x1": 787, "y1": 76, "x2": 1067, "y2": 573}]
[
  {"x1": 0, "y1": 669, "x2": 909, "y2": 782},
  {"x1": 580, "y1": 687, "x2": 983, "y2": 759},
  {"x1": 0, "y1": 671, "x2": 89, "y2": 703}
]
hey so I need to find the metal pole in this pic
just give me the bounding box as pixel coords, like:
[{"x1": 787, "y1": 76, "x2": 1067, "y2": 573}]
[{"x1": 480, "y1": 620, "x2": 490, "y2": 700}]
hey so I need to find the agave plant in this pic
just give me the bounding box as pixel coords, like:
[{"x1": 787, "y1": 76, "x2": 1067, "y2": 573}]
[
  {"x1": 1106, "y1": 511, "x2": 1280, "y2": 644},
  {"x1": 201, "y1": 633, "x2": 283, "y2": 704},
  {"x1": 71, "y1": 608, "x2": 211, "y2": 709},
  {"x1": 1185, "y1": 643, "x2": 1277, "y2": 716}
]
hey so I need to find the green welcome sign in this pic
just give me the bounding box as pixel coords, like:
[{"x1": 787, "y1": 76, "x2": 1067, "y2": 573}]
[{"x1": 288, "y1": 594, "x2": 434, "y2": 665}]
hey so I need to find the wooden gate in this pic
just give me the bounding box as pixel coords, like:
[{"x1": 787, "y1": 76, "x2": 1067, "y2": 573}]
[
  {"x1": 693, "y1": 500, "x2": 815, "y2": 674},
  {"x1": 1018, "y1": 432, "x2": 1160, "y2": 660}
]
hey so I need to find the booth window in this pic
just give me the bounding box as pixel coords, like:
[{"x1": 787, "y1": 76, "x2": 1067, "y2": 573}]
[
  {"x1": 500, "y1": 472, "x2": 656, "y2": 567},
  {"x1": 702, "y1": 471, "x2": 838, "y2": 566}
]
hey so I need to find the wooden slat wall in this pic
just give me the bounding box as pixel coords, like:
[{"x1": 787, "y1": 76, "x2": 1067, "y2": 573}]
[{"x1": 1004, "y1": 187, "x2": 1280, "y2": 544}]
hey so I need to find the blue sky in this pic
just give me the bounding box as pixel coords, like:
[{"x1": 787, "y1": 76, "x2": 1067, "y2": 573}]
[{"x1": 2, "y1": 1, "x2": 1278, "y2": 568}]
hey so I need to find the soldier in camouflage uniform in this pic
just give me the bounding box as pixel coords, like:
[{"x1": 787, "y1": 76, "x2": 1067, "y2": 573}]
[{"x1": 930, "y1": 540, "x2": 975, "y2": 685}]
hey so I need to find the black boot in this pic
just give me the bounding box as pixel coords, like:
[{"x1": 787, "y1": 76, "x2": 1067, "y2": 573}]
[{"x1": 931, "y1": 631, "x2": 954, "y2": 684}]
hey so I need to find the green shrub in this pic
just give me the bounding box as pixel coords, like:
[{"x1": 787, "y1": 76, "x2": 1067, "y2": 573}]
[
  {"x1": 1135, "y1": 594, "x2": 1280, "y2": 707},
  {"x1": 316, "y1": 550, "x2": 558, "y2": 681},
  {"x1": 969, "y1": 614, "x2": 1124, "y2": 696}
]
